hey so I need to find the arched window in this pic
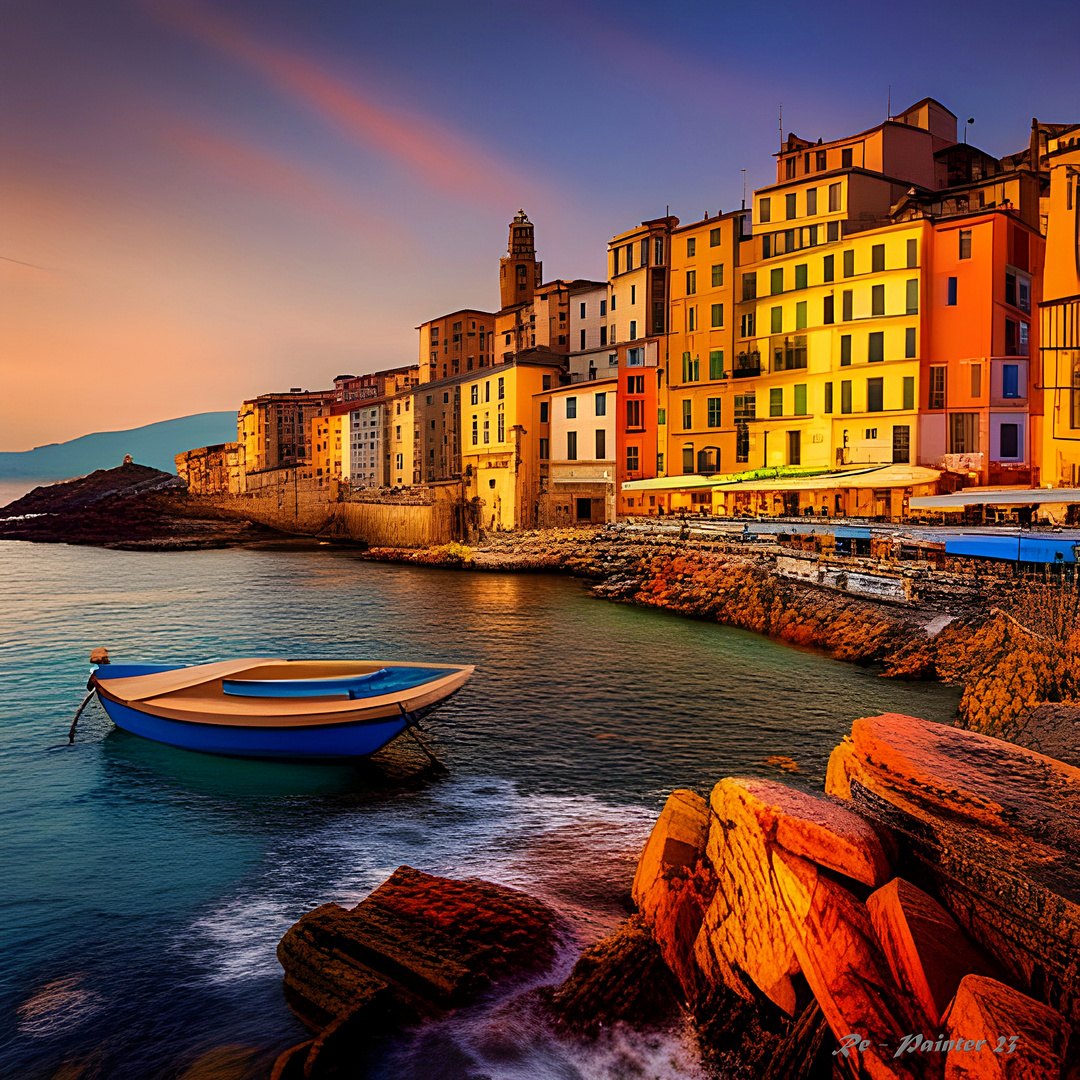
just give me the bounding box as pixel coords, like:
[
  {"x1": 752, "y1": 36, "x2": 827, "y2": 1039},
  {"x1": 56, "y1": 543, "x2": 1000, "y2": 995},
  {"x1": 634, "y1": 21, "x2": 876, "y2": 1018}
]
[
  {"x1": 697, "y1": 447, "x2": 720, "y2": 474},
  {"x1": 682, "y1": 443, "x2": 695, "y2": 474}
]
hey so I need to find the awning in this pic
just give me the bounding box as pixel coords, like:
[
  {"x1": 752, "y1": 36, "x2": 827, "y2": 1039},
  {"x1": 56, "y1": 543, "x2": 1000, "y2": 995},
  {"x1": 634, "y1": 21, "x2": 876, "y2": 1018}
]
[
  {"x1": 624, "y1": 464, "x2": 941, "y2": 495},
  {"x1": 944, "y1": 535, "x2": 1079, "y2": 562},
  {"x1": 909, "y1": 488, "x2": 1080, "y2": 509}
]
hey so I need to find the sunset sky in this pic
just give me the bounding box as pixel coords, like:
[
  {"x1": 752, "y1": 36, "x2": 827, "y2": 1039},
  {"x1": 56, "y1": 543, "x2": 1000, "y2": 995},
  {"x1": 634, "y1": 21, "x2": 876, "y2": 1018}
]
[{"x1": 2, "y1": 0, "x2": 1078, "y2": 450}]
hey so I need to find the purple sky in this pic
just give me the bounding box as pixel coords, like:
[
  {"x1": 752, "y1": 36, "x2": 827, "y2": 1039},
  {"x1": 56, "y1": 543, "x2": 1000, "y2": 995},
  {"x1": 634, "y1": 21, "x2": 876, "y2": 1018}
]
[{"x1": 3, "y1": 0, "x2": 1078, "y2": 448}]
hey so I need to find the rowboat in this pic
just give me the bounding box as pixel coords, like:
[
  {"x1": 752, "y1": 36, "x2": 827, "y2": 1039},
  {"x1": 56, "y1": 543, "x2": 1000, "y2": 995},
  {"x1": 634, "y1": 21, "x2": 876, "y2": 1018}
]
[{"x1": 87, "y1": 658, "x2": 474, "y2": 761}]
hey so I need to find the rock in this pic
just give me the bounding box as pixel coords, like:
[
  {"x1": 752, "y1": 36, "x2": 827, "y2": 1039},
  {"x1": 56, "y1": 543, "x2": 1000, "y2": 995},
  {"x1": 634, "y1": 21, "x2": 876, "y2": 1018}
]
[
  {"x1": 770, "y1": 849, "x2": 933, "y2": 1080},
  {"x1": 276, "y1": 866, "x2": 557, "y2": 1070},
  {"x1": 826, "y1": 713, "x2": 1080, "y2": 1028},
  {"x1": 942, "y1": 975, "x2": 1070, "y2": 1079},
  {"x1": 632, "y1": 789, "x2": 717, "y2": 999},
  {"x1": 694, "y1": 778, "x2": 891, "y2": 1017},
  {"x1": 1009, "y1": 703, "x2": 1080, "y2": 769},
  {"x1": 546, "y1": 914, "x2": 682, "y2": 1033},
  {"x1": 867, "y1": 878, "x2": 999, "y2": 1028}
]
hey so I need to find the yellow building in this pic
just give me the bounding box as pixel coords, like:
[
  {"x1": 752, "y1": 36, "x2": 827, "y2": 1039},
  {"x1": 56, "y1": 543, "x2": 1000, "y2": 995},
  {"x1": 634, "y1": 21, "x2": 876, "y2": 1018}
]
[
  {"x1": 238, "y1": 389, "x2": 331, "y2": 476},
  {"x1": 310, "y1": 414, "x2": 346, "y2": 488},
  {"x1": 1039, "y1": 126, "x2": 1080, "y2": 487},
  {"x1": 386, "y1": 390, "x2": 418, "y2": 487},
  {"x1": 460, "y1": 351, "x2": 566, "y2": 530},
  {"x1": 663, "y1": 211, "x2": 742, "y2": 486}
]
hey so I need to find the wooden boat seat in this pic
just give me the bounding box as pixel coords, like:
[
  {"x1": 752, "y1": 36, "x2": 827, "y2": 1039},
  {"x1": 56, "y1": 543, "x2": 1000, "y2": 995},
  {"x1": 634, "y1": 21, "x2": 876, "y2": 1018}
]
[{"x1": 221, "y1": 666, "x2": 445, "y2": 700}]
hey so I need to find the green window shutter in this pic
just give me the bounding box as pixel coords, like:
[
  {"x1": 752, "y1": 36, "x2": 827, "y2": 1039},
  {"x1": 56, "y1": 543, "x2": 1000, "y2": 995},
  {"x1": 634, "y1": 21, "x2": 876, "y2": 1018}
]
[
  {"x1": 795, "y1": 264, "x2": 808, "y2": 290},
  {"x1": 770, "y1": 387, "x2": 783, "y2": 416},
  {"x1": 711, "y1": 303, "x2": 724, "y2": 328},
  {"x1": 682, "y1": 352, "x2": 691, "y2": 382},
  {"x1": 771, "y1": 267, "x2": 784, "y2": 295},
  {"x1": 796, "y1": 301, "x2": 807, "y2": 330},
  {"x1": 794, "y1": 384, "x2": 807, "y2": 415},
  {"x1": 903, "y1": 376, "x2": 915, "y2": 411},
  {"x1": 906, "y1": 279, "x2": 919, "y2": 314},
  {"x1": 709, "y1": 350, "x2": 724, "y2": 379},
  {"x1": 841, "y1": 380, "x2": 852, "y2": 414},
  {"x1": 840, "y1": 335, "x2": 852, "y2": 366},
  {"x1": 824, "y1": 382, "x2": 834, "y2": 413},
  {"x1": 771, "y1": 306, "x2": 783, "y2": 333},
  {"x1": 707, "y1": 398, "x2": 722, "y2": 427}
]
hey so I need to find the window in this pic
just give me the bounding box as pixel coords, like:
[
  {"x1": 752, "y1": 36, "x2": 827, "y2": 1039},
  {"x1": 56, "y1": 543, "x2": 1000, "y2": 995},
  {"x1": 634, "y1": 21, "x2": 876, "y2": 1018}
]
[
  {"x1": 840, "y1": 334, "x2": 852, "y2": 366},
  {"x1": 827, "y1": 220, "x2": 839, "y2": 242},
  {"x1": 686, "y1": 270, "x2": 697, "y2": 295},
  {"x1": 742, "y1": 272, "x2": 757, "y2": 300},
  {"x1": 794, "y1": 264, "x2": 807, "y2": 290},
  {"x1": 641, "y1": 238, "x2": 649, "y2": 266},
  {"x1": 806, "y1": 188, "x2": 818, "y2": 215},
  {"x1": 741, "y1": 312, "x2": 756, "y2": 337},
  {"x1": 654, "y1": 238, "x2": 664, "y2": 264},
  {"x1": 627, "y1": 346, "x2": 644, "y2": 366},
  {"x1": 682, "y1": 443, "x2": 695, "y2": 473},
  {"x1": 471, "y1": 417, "x2": 478, "y2": 445},
  {"x1": 630, "y1": 319, "x2": 638, "y2": 338},
  {"x1": 658, "y1": 407, "x2": 666, "y2": 425},
  {"x1": 1018, "y1": 277, "x2": 1031, "y2": 314},
  {"x1": 566, "y1": 397, "x2": 577, "y2": 418},
  {"x1": 841, "y1": 147, "x2": 853, "y2": 168},
  {"x1": 868, "y1": 332, "x2": 884, "y2": 362},
  {"x1": 711, "y1": 303, "x2": 724, "y2": 328},
  {"x1": 592, "y1": 429, "x2": 605, "y2": 458},
  {"x1": 631, "y1": 285, "x2": 637, "y2": 305},
  {"x1": 540, "y1": 401, "x2": 549, "y2": 423},
  {"x1": 770, "y1": 387, "x2": 783, "y2": 416},
  {"x1": 959, "y1": 230, "x2": 972, "y2": 260},
  {"x1": 1002, "y1": 364, "x2": 1020, "y2": 399},
  {"x1": 786, "y1": 193, "x2": 797, "y2": 219},
  {"x1": 787, "y1": 430, "x2": 801, "y2": 466},
  {"x1": 771, "y1": 306, "x2": 783, "y2": 333},
  {"x1": 842, "y1": 290, "x2": 853, "y2": 321},
  {"x1": 599, "y1": 299, "x2": 607, "y2": 317},
  {"x1": 710, "y1": 227, "x2": 722, "y2": 246},
  {"x1": 893, "y1": 425, "x2": 910, "y2": 464},
  {"x1": 497, "y1": 411, "x2": 505, "y2": 442},
  {"x1": 580, "y1": 329, "x2": 586, "y2": 349},
  {"x1": 484, "y1": 381, "x2": 491, "y2": 402},
  {"x1": 626, "y1": 399, "x2": 642, "y2": 428},
  {"x1": 1000, "y1": 423, "x2": 1019, "y2": 459},
  {"x1": 824, "y1": 295, "x2": 835, "y2": 324},
  {"x1": 829, "y1": 183, "x2": 841, "y2": 211},
  {"x1": 947, "y1": 277, "x2": 958, "y2": 305},
  {"x1": 579, "y1": 302, "x2": 587, "y2": 319},
  {"x1": 796, "y1": 301, "x2": 807, "y2": 330},
  {"x1": 600, "y1": 325, "x2": 608, "y2": 346},
  {"x1": 709, "y1": 350, "x2": 725, "y2": 380},
  {"x1": 626, "y1": 446, "x2": 639, "y2": 471},
  {"x1": 595, "y1": 392, "x2": 607, "y2": 415},
  {"x1": 903, "y1": 376, "x2": 915, "y2": 411},
  {"x1": 611, "y1": 294, "x2": 616, "y2": 310},
  {"x1": 771, "y1": 268, "x2": 784, "y2": 295},
  {"x1": 904, "y1": 240, "x2": 917, "y2": 270},
  {"x1": 905, "y1": 327, "x2": 916, "y2": 358},
  {"x1": 823, "y1": 254, "x2": 835, "y2": 282},
  {"x1": 396, "y1": 453, "x2": 403, "y2": 469},
  {"x1": 687, "y1": 237, "x2": 696, "y2": 256},
  {"x1": 929, "y1": 366, "x2": 946, "y2": 410},
  {"x1": 498, "y1": 376, "x2": 505, "y2": 400},
  {"x1": 867, "y1": 377, "x2": 884, "y2": 412},
  {"x1": 736, "y1": 423, "x2": 750, "y2": 463},
  {"x1": 760, "y1": 198, "x2": 771, "y2": 222},
  {"x1": 609, "y1": 353, "x2": 617, "y2": 366},
  {"x1": 483, "y1": 417, "x2": 490, "y2": 443},
  {"x1": 682, "y1": 399, "x2": 692, "y2": 429},
  {"x1": 970, "y1": 363, "x2": 983, "y2": 398},
  {"x1": 872, "y1": 284, "x2": 885, "y2": 316},
  {"x1": 707, "y1": 397, "x2": 722, "y2": 427},
  {"x1": 712, "y1": 264, "x2": 724, "y2": 287},
  {"x1": 816, "y1": 149, "x2": 826, "y2": 171},
  {"x1": 841, "y1": 380, "x2": 852, "y2": 414},
  {"x1": 566, "y1": 431, "x2": 577, "y2": 460},
  {"x1": 843, "y1": 250, "x2": 855, "y2": 277},
  {"x1": 794, "y1": 384, "x2": 807, "y2": 416},
  {"x1": 949, "y1": 413, "x2": 980, "y2": 453},
  {"x1": 681, "y1": 353, "x2": 699, "y2": 382},
  {"x1": 871, "y1": 245, "x2": 886, "y2": 273},
  {"x1": 825, "y1": 382, "x2": 834, "y2": 413},
  {"x1": 734, "y1": 393, "x2": 756, "y2": 420},
  {"x1": 539, "y1": 437, "x2": 549, "y2": 459}
]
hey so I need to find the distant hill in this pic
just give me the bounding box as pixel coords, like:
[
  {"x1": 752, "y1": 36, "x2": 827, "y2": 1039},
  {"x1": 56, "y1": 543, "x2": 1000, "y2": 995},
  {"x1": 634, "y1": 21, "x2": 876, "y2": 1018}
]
[{"x1": 0, "y1": 412, "x2": 237, "y2": 479}]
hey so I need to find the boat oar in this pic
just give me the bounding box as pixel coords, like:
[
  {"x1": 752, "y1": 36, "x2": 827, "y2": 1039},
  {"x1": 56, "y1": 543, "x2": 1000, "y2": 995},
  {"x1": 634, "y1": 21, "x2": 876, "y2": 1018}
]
[
  {"x1": 69, "y1": 688, "x2": 97, "y2": 744},
  {"x1": 398, "y1": 703, "x2": 448, "y2": 775}
]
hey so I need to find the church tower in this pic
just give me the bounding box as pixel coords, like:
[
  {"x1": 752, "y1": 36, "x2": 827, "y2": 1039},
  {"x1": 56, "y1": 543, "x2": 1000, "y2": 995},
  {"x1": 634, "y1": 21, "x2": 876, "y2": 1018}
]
[{"x1": 499, "y1": 210, "x2": 543, "y2": 310}]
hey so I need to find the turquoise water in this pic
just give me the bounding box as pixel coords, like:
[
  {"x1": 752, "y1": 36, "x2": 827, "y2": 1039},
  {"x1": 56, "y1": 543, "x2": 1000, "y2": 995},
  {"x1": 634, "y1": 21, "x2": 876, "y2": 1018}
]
[{"x1": 0, "y1": 540, "x2": 962, "y2": 1078}]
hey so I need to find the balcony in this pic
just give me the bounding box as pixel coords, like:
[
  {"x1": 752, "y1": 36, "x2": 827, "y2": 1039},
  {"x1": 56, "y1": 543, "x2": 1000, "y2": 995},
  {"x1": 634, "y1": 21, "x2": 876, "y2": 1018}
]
[{"x1": 733, "y1": 350, "x2": 762, "y2": 379}]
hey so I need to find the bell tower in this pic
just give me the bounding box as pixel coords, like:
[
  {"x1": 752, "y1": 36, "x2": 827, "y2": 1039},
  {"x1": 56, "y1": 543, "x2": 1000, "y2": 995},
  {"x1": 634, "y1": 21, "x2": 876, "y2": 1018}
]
[{"x1": 499, "y1": 210, "x2": 542, "y2": 310}]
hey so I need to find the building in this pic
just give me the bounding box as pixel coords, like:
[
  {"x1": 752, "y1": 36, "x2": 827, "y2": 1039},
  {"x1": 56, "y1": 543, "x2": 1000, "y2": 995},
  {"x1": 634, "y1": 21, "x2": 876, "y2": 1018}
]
[
  {"x1": 662, "y1": 210, "x2": 744, "y2": 487},
  {"x1": 608, "y1": 215, "x2": 678, "y2": 513},
  {"x1": 238, "y1": 388, "x2": 332, "y2": 476},
  {"x1": 417, "y1": 311, "x2": 496, "y2": 384},
  {"x1": 567, "y1": 280, "x2": 612, "y2": 383},
  {"x1": 1039, "y1": 126, "x2": 1080, "y2": 487},
  {"x1": 311, "y1": 413, "x2": 346, "y2": 487},
  {"x1": 346, "y1": 403, "x2": 385, "y2": 488},
  {"x1": 175, "y1": 443, "x2": 246, "y2": 495},
  {"x1": 537, "y1": 377, "x2": 617, "y2": 524}
]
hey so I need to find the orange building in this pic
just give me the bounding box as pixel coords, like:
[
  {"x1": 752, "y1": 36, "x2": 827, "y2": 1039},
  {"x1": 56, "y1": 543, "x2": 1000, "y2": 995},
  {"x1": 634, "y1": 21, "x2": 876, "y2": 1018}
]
[{"x1": 416, "y1": 310, "x2": 496, "y2": 383}]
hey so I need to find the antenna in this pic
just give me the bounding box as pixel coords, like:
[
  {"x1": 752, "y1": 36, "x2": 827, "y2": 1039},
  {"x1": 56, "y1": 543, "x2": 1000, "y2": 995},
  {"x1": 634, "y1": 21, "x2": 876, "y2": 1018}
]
[
  {"x1": 741, "y1": 169, "x2": 747, "y2": 210},
  {"x1": 964, "y1": 117, "x2": 975, "y2": 144}
]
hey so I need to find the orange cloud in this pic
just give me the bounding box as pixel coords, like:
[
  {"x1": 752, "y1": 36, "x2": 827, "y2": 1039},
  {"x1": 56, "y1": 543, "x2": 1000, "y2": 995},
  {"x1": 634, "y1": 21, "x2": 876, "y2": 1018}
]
[
  {"x1": 163, "y1": 122, "x2": 403, "y2": 246},
  {"x1": 149, "y1": 0, "x2": 538, "y2": 208}
]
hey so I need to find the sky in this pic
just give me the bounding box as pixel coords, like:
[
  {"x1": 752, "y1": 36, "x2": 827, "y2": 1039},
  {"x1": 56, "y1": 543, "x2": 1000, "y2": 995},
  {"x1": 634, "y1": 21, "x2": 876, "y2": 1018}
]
[{"x1": 2, "y1": 0, "x2": 1078, "y2": 450}]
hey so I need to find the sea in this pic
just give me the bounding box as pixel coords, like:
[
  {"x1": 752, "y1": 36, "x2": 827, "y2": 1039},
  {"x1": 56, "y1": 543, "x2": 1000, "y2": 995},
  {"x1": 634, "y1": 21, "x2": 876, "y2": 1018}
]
[{"x1": 0, "y1": 539, "x2": 962, "y2": 1079}]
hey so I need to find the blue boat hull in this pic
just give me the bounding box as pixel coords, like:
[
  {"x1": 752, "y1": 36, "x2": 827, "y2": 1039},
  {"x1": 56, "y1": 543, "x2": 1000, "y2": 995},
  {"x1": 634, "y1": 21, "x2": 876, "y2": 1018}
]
[{"x1": 97, "y1": 695, "x2": 429, "y2": 761}]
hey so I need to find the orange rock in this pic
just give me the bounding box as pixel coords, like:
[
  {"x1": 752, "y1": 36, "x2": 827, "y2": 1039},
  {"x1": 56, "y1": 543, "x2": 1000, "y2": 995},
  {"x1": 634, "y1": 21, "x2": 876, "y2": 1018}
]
[
  {"x1": 824, "y1": 712, "x2": 1080, "y2": 1028},
  {"x1": 693, "y1": 778, "x2": 891, "y2": 1017},
  {"x1": 868, "y1": 878, "x2": 999, "y2": 1029},
  {"x1": 770, "y1": 849, "x2": 935, "y2": 1080},
  {"x1": 632, "y1": 789, "x2": 716, "y2": 1001},
  {"x1": 941, "y1": 975, "x2": 1069, "y2": 1079}
]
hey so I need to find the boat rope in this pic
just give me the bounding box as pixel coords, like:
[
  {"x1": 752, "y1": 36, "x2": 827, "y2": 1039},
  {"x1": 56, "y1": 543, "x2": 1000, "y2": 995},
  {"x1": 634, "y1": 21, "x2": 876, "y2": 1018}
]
[
  {"x1": 68, "y1": 688, "x2": 97, "y2": 744},
  {"x1": 398, "y1": 702, "x2": 448, "y2": 775}
]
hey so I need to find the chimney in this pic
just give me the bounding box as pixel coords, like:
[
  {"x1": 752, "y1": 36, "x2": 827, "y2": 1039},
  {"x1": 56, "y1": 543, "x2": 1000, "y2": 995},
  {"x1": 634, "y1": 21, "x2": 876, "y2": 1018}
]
[{"x1": 1029, "y1": 118, "x2": 1040, "y2": 172}]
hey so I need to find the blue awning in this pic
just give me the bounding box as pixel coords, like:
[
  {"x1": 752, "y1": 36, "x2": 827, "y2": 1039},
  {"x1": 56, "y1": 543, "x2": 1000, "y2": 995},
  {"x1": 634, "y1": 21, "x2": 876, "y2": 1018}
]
[{"x1": 944, "y1": 536, "x2": 1078, "y2": 562}]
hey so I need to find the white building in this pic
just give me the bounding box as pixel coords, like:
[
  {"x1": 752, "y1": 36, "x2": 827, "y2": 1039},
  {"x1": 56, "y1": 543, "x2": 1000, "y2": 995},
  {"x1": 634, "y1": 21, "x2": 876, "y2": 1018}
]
[
  {"x1": 347, "y1": 404, "x2": 384, "y2": 488},
  {"x1": 568, "y1": 281, "x2": 616, "y2": 384}
]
